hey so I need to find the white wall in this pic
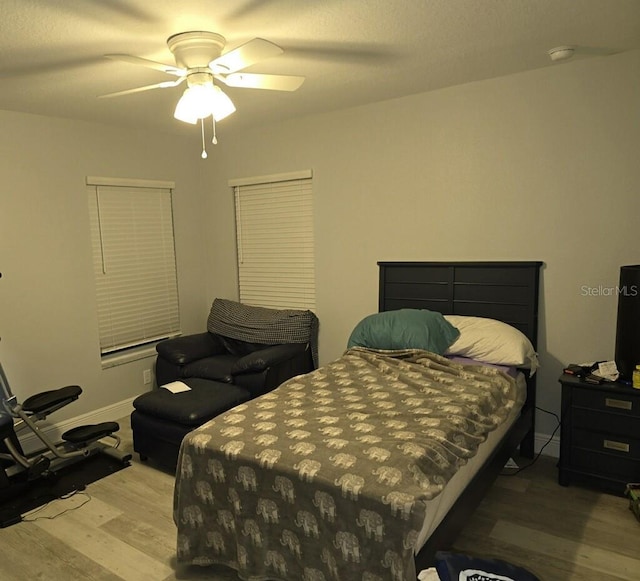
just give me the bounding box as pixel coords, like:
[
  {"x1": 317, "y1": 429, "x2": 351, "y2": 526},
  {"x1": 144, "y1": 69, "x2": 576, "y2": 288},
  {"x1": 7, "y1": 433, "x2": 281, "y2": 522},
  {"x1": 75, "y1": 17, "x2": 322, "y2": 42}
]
[
  {"x1": 203, "y1": 49, "x2": 640, "y2": 437},
  {"x1": 0, "y1": 111, "x2": 210, "y2": 421}
]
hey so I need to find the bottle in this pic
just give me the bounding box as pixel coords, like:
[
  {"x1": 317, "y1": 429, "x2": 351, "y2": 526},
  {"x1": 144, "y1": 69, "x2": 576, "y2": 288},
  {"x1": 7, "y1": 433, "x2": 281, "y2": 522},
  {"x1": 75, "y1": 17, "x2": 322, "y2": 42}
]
[{"x1": 633, "y1": 365, "x2": 640, "y2": 389}]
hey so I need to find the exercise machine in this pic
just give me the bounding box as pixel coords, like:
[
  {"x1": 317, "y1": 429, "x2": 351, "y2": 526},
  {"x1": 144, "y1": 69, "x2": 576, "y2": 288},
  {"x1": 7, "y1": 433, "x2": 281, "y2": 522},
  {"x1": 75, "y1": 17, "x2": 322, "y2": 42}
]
[{"x1": 0, "y1": 362, "x2": 131, "y2": 491}]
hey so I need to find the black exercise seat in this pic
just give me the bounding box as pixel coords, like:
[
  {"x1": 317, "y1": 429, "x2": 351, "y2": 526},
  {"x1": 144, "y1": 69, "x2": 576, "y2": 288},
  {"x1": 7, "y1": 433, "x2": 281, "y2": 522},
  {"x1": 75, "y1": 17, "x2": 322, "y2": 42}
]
[
  {"x1": 22, "y1": 385, "x2": 82, "y2": 415},
  {"x1": 61, "y1": 422, "x2": 119, "y2": 445}
]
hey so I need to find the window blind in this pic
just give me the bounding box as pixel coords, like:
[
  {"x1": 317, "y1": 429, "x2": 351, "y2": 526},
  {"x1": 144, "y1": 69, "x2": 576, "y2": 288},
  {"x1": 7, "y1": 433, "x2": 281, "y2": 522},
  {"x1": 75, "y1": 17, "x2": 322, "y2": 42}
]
[
  {"x1": 232, "y1": 172, "x2": 315, "y2": 311},
  {"x1": 87, "y1": 179, "x2": 180, "y2": 355}
]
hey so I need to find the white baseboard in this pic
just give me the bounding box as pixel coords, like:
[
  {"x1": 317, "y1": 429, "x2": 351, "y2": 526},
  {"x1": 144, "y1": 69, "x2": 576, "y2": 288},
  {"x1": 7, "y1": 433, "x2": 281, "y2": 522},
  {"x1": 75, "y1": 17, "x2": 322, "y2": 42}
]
[{"x1": 17, "y1": 396, "x2": 136, "y2": 455}]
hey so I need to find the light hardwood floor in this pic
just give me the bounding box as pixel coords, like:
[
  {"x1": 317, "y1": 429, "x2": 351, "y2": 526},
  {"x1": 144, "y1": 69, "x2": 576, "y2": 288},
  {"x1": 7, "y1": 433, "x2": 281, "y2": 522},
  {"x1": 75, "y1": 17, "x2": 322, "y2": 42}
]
[{"x1": 1, "y1": 418, "x2": 638, "y2": 581}]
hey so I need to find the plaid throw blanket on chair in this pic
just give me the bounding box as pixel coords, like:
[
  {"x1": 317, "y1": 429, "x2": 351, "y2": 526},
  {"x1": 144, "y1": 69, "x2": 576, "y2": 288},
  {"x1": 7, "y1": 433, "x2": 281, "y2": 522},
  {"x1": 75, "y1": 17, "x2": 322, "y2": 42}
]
[{"x1": 207, "y1": 298, "x2": 319, "y2": 367}]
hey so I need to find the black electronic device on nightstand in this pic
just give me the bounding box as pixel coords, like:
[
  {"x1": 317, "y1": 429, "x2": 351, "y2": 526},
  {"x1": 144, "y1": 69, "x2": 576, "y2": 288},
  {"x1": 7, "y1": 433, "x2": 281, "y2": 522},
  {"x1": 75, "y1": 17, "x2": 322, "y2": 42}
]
[
  {"x1": 615, "y1": 265, "x2": 640, "y2": 380},
  {"x1": 558, "y1": 373, "x2": 640, "y2": 496}
]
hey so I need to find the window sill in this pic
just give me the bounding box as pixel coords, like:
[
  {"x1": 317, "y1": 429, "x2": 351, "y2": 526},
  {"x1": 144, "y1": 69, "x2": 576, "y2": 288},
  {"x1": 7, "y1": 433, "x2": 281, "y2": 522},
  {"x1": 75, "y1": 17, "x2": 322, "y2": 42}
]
[{"x1": 101, "y1": 345, "x2": 158, "y2": 369}]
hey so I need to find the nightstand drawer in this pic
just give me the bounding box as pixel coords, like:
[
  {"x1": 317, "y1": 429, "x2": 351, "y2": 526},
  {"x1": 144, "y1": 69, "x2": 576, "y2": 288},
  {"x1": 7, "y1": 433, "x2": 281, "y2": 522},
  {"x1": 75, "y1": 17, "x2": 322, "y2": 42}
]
[
  {"x1": 573, "y1": 389, "x2": 640, "y2": 417},
  {"x1": 573, "y1": 428, "x2": 640, "y2": 460},
  {"x1": 573, "y1": 408, "x2": 638, "y2": 437},
  {"x1": 571, "y1": 447, "x2": 640, "y2": 481}
]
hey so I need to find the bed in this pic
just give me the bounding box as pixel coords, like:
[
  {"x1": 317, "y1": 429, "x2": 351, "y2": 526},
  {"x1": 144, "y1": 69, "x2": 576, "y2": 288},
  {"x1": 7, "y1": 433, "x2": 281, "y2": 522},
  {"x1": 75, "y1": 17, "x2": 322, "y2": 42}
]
[{"x1": 174, "y1": 261, "x2": 543, "y2": 580}]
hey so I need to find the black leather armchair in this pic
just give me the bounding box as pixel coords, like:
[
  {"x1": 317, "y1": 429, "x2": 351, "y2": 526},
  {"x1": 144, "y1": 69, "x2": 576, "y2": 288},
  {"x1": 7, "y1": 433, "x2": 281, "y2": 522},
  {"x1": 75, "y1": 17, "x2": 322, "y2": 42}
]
[
  {"x1": 155, "y1": 331, "x2": 314, "y2": 396},
  {"x1": 131, "y1": 299, "x2": 318, "y2": 469}
]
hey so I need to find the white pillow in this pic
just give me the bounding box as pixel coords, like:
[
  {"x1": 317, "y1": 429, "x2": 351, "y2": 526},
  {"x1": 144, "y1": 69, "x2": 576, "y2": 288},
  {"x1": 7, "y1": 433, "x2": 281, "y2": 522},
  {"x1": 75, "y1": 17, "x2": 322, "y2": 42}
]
[{"x1": 444, "y1": 315, "x2": 539, "y2": 375}]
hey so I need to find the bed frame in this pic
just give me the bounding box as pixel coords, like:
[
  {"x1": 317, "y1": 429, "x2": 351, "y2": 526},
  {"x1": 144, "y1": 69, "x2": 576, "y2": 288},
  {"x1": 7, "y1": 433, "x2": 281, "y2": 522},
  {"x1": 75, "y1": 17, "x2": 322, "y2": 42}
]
[{"x1": 377, "y1": 260, "x2": 543, "y2": 568}]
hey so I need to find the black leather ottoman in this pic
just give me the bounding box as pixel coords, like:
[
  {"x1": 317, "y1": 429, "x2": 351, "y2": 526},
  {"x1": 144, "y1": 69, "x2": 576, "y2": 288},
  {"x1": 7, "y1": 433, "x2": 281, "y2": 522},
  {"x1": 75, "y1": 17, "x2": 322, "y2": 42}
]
[{"x1": 130, "y1": 378, "x2": 251, "y2": 470}]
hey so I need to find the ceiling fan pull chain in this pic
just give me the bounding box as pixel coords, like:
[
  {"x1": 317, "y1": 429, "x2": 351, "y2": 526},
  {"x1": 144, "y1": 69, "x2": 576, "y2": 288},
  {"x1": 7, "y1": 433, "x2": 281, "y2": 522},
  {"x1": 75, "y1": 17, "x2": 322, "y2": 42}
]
[
  {"x1": 212, "y1": 117, "x2": 218, "y2": 145},
  {"x1": 200, "y1": 118, "x2": 208, "y2": 159}
]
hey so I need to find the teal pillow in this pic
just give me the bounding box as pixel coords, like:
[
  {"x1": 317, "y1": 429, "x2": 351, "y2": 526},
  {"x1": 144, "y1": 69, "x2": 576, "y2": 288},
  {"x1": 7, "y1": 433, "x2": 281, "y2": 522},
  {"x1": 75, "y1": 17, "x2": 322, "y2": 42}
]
[{"x1": 347, "y1": 309, "x2": 460, "y2": 353}]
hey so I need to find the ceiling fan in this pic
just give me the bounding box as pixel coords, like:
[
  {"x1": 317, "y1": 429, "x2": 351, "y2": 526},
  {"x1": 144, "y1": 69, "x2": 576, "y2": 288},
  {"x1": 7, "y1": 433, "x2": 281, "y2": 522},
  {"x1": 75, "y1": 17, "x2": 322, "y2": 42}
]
[{"x1": 101, "y1": 31, "x2": 305, "y2": 156}]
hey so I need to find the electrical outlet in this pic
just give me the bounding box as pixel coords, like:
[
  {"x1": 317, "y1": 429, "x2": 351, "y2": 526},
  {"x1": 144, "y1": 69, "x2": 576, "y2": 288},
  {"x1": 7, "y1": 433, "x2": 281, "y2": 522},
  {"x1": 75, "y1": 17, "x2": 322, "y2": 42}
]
[{"x1": 143, "y1": 369, "x2": 152, "y2": 385}]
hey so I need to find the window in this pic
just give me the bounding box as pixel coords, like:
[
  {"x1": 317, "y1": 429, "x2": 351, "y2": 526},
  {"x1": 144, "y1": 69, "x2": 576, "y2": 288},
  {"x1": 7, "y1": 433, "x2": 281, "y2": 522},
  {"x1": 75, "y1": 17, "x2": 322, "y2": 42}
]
[
  {"x1": 87, "y1": 177, "x2": 180, "y2": 364},
  {"x1": 230, "y1": 170, "x2": 315, "y2": 311}
]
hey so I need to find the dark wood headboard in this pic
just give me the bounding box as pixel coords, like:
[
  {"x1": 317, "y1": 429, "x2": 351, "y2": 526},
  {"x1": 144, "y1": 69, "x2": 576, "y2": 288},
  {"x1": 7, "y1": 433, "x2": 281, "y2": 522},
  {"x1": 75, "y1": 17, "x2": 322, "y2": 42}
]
[
  {"x1": 378, "y1": 261, "x2": 543, "y2": 349},
  {"x1": 378, "y1": 260, "x2": 543, "y2": 461}
]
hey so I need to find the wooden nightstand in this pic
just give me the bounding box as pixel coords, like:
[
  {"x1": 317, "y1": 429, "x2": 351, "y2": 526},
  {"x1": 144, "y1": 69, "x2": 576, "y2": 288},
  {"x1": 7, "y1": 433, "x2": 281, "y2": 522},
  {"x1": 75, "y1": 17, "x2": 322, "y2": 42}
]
[{"x1": 558, "y1": 373, "x2": 640, "y2": 495}]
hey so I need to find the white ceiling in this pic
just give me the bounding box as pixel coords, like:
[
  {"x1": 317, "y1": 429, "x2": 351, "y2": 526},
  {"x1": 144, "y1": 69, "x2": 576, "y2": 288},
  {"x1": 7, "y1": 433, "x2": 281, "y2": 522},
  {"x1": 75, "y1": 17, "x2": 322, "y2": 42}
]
[{"x1": 2, "y1": 0, "x2": 639, "y2": 137}]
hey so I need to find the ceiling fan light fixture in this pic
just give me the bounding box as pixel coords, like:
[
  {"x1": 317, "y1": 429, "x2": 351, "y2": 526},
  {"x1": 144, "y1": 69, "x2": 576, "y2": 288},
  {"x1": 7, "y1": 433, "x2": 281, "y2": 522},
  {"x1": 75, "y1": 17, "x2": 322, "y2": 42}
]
[
  {"x1": 210, "y1": 86, "x2": 236, "y2": 121},
  {"x1": 173, "y1": 88, "x2": 199, "y2": 124},
  {"x1": 173, "y1": 83, "x2": 236, "y2": 124}
]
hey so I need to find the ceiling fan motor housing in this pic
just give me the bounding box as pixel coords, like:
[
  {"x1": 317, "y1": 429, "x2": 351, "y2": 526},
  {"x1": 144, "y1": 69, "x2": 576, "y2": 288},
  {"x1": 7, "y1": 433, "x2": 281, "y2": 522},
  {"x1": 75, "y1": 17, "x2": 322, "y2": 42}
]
[
  {"x1": 167, "y1": 31, "x2": 225, "y2": 69},
  {"x1": 186, "y1": 71, "x2": 214, "y2": 88}
]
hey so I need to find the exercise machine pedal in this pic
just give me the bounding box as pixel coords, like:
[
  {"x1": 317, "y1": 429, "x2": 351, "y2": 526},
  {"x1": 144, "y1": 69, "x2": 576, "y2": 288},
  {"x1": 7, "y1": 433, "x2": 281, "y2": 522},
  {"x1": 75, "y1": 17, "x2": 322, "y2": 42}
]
[
  {"x1": 102, "y1": 445, "x2": 133, "y2": 465},
  {"x1": 26, "y1": 456, "x2": 50, "y2": 480}
]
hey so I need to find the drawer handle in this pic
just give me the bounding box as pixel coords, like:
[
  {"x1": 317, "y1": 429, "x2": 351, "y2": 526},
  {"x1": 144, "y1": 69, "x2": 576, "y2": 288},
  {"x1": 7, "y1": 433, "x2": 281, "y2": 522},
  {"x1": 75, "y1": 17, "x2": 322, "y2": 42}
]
[
  {"x1": 605, "y1": 398, "x2": 633, "y2": 411},
  {"x1": 603, "y1": 439, "x2": 630, "y2": 453}
]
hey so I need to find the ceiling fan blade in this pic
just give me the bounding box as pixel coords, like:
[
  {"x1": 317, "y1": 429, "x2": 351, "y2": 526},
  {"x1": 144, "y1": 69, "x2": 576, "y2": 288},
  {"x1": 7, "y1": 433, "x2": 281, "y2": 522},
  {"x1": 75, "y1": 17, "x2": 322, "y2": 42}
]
[
  {"x1": 98, "y1": 77, "x2": 185, "y2": 98},
  {"x1": 105, "y1": 54, "x2": 185, "y2": 76},
  {"x1": 209, "y1": 38, "x2": 283, "y2": 74},
  {"x1": 218, "y1": 73, "x2": 304, "y2": 91}
]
